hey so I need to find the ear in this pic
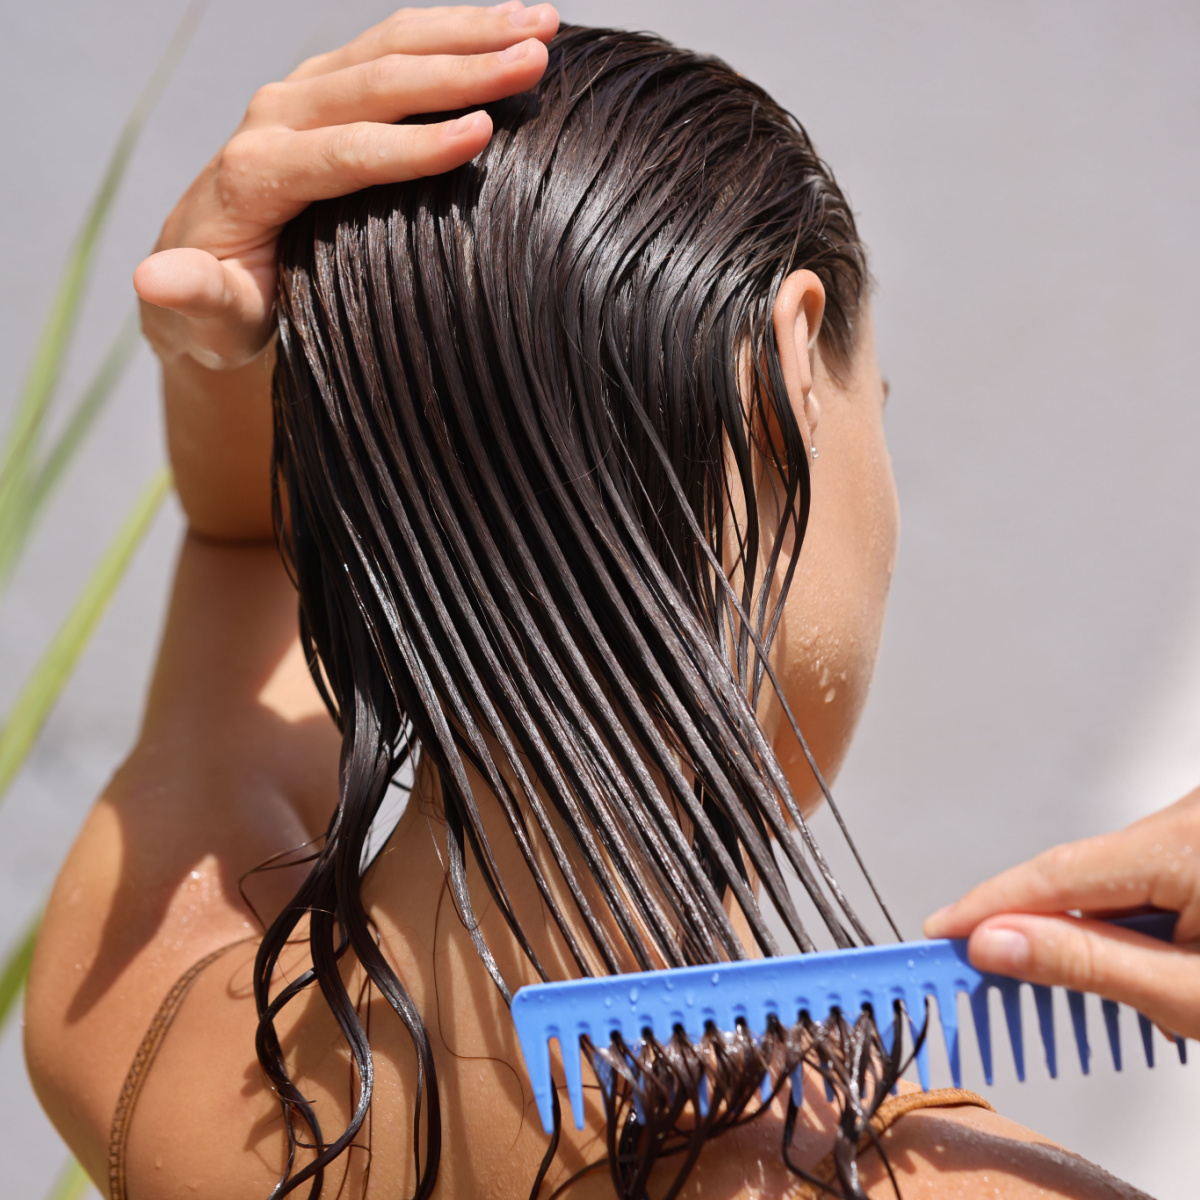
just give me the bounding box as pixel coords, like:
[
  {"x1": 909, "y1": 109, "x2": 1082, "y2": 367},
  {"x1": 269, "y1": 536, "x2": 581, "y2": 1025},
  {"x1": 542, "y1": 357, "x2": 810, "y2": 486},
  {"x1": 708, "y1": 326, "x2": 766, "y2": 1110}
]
[{"x1": 771, "y1": 269, "x2": 826, "y2": 445}]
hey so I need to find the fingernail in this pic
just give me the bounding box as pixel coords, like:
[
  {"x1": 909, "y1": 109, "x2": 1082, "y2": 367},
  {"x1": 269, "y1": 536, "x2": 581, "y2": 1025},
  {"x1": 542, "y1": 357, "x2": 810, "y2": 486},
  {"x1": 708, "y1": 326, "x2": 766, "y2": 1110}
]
[
  {"x1": 976, "y1": 927, "x2": 1031, "y2": 972},
  {"x1": 498, "y1": 38, "x2": 533, "y2": 62},
  {"x1": 445, "y1": 112, "x2": 483, "y2": 137},
  {"x1": 509, "y1": 3, "x2": 545, "y2": 27}
]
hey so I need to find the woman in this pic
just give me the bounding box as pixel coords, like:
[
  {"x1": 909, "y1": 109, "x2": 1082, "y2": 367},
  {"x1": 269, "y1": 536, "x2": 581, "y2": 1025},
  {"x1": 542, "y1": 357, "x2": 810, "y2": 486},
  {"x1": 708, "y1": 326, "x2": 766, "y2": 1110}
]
[{"x1": 24, "y1": 7, "x2": 1151, "y2": 1198}]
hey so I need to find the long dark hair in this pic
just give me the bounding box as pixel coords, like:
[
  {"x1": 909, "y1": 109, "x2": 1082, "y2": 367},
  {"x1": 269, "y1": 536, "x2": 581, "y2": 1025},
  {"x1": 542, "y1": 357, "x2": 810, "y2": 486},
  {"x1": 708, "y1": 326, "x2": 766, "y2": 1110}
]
[{"x1": 265, "y1": 24, "x2": 907, "y2": 1200}]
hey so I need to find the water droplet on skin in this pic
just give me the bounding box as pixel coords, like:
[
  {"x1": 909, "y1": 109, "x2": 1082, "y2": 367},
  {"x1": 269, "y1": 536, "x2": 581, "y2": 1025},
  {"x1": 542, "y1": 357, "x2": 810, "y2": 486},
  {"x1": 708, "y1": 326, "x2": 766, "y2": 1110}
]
[{"x1": 824, "y1": 688, "x2": 836, "y2": 703}]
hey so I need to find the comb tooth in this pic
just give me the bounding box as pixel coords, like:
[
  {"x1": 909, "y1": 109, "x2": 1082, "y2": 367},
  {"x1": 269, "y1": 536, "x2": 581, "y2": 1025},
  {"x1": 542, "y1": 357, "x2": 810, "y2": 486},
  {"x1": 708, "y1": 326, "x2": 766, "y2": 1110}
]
[
  {"x1": 820, "y1": 1001, "x2": 838, "y2": 1102},
  {"x1": 937, "y1": 986, "x2": 963, "y2": 1089},
  {"x1": 760, "y1": 1069, "x2": 773, "y2": 1102},
  {"x1": 903, "y1": 992, "x2": 930, "y2": 1091},
  {"x1": 876, "y1": 1002, "x2": 897, "y2": 1061},
  {"x1": 913, "y1": 1015, "x2": 932, "y2": 1091},
  {"x1": 1101, "y1": 999, "x2": 1122, "y2": 1071},
  {"x1": 1032, "y1": 984, "x2": 1057, "y2": 1079},
  {"x1": 969, "y1": 984, "x2": 994, "y2": 1086},
  {"x1": 562, "y1": 1028, "x2": 587, "y2": 1129},
  {"x1": 529, "y1": 1033, "x2": 556, "y2": 1135},
  {"x1": 789, "y1": 1065, "x2": 804, "y2": 1108},
  {"x1": 896, "y1": 990, "x2": 912, "y2": 1055},
  {"x1": 1067, "y1": 990, "x2": 1091, "y2": 1075},
  {"x1": 1137, "y1": 1013, "x2": 1155, "y2": 1069},
  {"x1": 1176, "y1": 1036, "x2": 1187, "y2": 1065},
  {"x1": 697, "y1": 1073, "x2": 710, "y2": 1118},
  {"x1": 879, "y1": 995, "x2": 901, "y2": 1096},
  {"x1": 999, "y1": 978, "x2": 1025, "y2": 1082},
  {"x1": 863, "y1": 990, "x2": 880, "y2": 1035}
]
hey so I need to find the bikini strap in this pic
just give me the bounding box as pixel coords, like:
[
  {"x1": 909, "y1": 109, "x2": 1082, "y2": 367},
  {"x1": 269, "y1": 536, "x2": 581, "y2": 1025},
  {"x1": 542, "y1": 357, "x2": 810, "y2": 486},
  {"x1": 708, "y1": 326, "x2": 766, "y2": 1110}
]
[
  {"x1": 796, "y1": 1088, "x2": 995, "y2": 1198},
  {"x1": 108, "y1": 938, "x2": 256, "y2": 1200}
]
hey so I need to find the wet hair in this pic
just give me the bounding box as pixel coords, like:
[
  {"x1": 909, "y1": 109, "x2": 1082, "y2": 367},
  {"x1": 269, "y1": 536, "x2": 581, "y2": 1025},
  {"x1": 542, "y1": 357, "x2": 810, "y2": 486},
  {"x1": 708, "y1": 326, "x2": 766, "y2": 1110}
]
[{"x1": 265, "y1": 23, "x2": 911, "y2": 1200}]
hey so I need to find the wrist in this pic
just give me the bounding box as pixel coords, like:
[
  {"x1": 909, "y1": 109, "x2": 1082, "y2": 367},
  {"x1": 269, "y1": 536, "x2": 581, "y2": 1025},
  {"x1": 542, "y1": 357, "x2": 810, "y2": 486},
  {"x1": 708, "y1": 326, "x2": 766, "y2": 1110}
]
[{"x1": 162, "y1": 345, "x2": 277, "y2": 542}]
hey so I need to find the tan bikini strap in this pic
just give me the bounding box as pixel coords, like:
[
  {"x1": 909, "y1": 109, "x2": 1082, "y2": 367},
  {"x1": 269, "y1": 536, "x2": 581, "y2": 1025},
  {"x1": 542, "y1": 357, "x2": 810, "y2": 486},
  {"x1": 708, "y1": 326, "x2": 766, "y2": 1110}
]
[
  {"x1": 798, "y1": 1087, "x2": 995, "y2": 1198},
  {"x1": 108, "y1": 938, "x2": 256, "y2": 1200}
]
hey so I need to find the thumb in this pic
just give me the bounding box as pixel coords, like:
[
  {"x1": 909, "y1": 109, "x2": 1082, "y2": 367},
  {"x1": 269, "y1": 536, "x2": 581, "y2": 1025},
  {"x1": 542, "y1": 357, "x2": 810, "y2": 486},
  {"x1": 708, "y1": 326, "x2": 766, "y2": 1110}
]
[
  {"x1": 134, "y1": 247, "x2": 235, "y2": 319},
  {"x1": 134, "y1": 248, "x2": 274, "y2": 369},
  {"x1": 969, "y1": 913, "x2": 1200, "y2": 1042}
]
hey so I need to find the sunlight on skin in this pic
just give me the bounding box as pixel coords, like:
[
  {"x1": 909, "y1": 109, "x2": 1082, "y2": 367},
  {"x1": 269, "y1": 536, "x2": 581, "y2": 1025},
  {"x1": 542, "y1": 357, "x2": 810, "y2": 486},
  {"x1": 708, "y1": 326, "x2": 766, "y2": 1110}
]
[{"x1": 255, "y1": 637, "x2": 328, "y2": 724}]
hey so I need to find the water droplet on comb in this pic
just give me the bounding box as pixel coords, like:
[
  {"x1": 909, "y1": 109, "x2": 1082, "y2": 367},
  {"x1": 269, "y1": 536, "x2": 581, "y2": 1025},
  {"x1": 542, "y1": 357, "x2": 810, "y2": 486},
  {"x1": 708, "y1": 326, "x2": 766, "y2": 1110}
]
[
  {"x1": 629, "y1": 986, "x2": 639, "y2": 1003},
  {"x1": 604, "y1": 996, "x2": 612, "y2": 1008},
  {"x1": 712, "y1": 972, "x2": 720, "y2": 985}
]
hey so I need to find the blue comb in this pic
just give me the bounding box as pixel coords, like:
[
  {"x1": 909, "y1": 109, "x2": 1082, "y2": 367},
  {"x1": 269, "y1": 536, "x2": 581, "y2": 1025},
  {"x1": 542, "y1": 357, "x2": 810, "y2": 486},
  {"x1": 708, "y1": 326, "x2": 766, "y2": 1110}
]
[{"x1": 512, "y1": 911, "x2": 1184, "y2": 1133}]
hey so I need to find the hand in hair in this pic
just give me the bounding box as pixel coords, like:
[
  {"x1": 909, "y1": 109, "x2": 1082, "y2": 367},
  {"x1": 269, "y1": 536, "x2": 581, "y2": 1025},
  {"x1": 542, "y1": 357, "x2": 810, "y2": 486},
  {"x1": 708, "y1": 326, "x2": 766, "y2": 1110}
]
[
  {"x1": 925, "y1": 787, "x2": 1200, "y2": 1041},
  {"x1": 135, "y1": 2, "x2": 559, "y2": 369},
  {"x1": 133, "y1": 2, "x2": 559, "y2": 540}
]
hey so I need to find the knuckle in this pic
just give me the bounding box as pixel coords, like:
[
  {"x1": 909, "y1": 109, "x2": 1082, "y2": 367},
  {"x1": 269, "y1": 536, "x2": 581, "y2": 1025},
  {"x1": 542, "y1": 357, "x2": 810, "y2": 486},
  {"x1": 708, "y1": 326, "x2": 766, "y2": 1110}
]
[
  {"x1": 327, "y1": 125, "x2": 378, "y2": 177},
  {"x1": 1023, "y1": 919, "x2": 1093, "y2": 990},
  {"x1": 449, "y1": 52, "x2": 475, "y2": 87},
  {"x1": 215, "y1": 132, "x2": 258, "y2": 193},
  {"x1": 362, "y1": 53, "x2": 402, "y2": 96},
  {"x1": 1072, "y1": 929, "x2": 1100, "y2": 989},
  {"x1": 245, "y1": 80, "x2": 289, "y2": 125},
  {"x1": 291, "y1": 51, "x2": 329, "y2": 80},
  {"x1": 384, "y1": 7, "x2": 420, "y2": 36},
  {"x1": 1036, "y1": 843, "x2": 1079, "y2": 893}
]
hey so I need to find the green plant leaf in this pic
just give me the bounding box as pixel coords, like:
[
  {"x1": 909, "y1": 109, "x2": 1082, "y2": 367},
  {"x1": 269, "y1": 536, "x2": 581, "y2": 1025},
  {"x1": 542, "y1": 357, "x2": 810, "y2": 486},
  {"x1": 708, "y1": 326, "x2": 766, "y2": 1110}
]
[
  {"x1": 0, "y1": 468, "x2": 172, "y2": 808},
  {"x1": 0, "y1": 1, "x2": 204, "y2": 591},
  {"x1": 0, "y1": 313, "x2": 142, "y2": 585},
  {"x1": 0, "y1": 908, "x2": 41, "y2": 1035},
  {"x1": 28, "y1": 313, "x2": 142, "y2": 526},
  {"x1": 44, "y1": 1158, "x2": 92, "y2": 1200}
]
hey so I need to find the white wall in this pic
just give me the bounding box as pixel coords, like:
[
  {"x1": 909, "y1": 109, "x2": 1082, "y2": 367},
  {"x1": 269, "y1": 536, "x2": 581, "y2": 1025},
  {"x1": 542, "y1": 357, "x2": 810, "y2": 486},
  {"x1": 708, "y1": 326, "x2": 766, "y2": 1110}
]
[{"x1": 1, "y1": 2, "x2": 1197, "y2": 1196}]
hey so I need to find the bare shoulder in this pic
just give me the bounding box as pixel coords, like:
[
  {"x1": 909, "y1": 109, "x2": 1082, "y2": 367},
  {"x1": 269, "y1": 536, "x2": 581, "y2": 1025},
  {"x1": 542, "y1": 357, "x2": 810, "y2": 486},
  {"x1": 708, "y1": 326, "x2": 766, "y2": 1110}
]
[
  {"x1": 119, "y1": 940, "x2": 364, "y2": 1200},
  {"x1": 857, "y1": 1099, "x2": 1152, "y2": 1199},
  {"x1": 24, "y1": 535, "x2": 342, "y2": 1186}
]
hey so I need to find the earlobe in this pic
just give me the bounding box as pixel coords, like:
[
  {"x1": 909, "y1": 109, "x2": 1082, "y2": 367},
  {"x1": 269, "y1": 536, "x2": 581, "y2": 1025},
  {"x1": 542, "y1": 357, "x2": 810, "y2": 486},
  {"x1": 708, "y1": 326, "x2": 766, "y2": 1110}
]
[{"x1": 771, "y1": 270, "x2": 827, "y2": 443}]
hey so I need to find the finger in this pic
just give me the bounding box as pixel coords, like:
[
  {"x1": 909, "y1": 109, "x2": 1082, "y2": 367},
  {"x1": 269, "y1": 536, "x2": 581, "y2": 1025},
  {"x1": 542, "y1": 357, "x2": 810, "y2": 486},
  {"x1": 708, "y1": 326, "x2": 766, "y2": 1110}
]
[
  {"x1": 247, "y1": 40, "x2": 548, "y2": 132},
  {"x1": 217, "y1": 112, "x2": 492, "y2": 227},
  {"x1": 135, "y1": 247, "x2": 238, "y2": 319},
  {"x1": 967, "y1": 913, "x2": 1200, "y2": 1042},
  {"x1": 289, "y1": 4, "x2": 559, "y2": 81},
  {"x1": 923, "y1": 826, "x2": 1192, "y2": 938},
  {"x1": 134, "y1": 248, "x2": 274, "y2": 368}
]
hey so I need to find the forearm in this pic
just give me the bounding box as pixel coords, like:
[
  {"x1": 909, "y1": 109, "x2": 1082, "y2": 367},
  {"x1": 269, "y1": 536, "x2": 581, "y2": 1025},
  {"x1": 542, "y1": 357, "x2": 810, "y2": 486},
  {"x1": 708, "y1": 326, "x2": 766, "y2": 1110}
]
[{"x1": 157, "y1": 331, "x2": 276, "y2": 541}]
